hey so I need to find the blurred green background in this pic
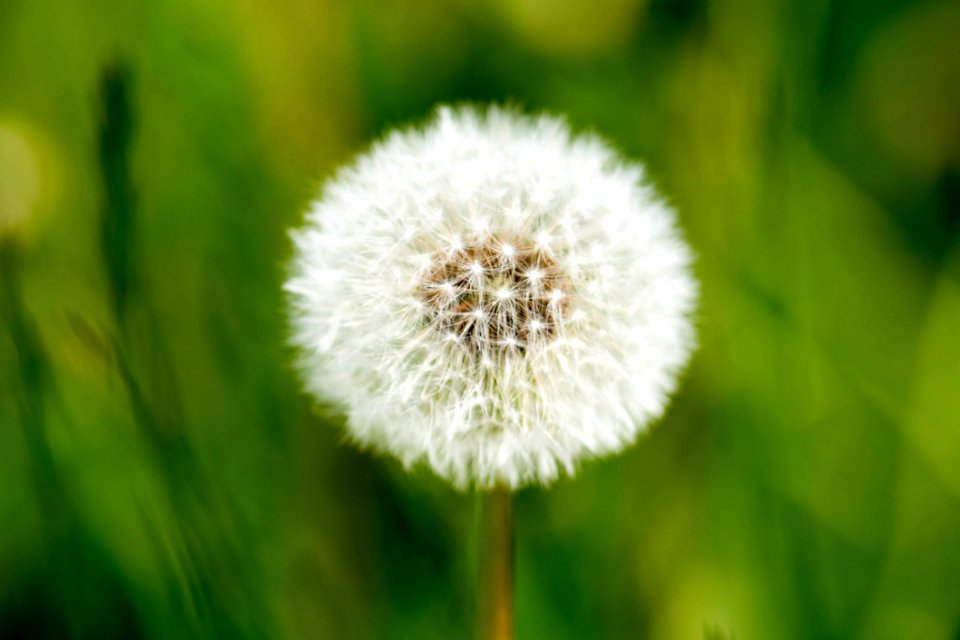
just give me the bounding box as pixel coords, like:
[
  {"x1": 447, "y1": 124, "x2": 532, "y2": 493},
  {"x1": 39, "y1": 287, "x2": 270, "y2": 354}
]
[{"x1": 1, "y1": 0, "x2": 959, "y2": 638}]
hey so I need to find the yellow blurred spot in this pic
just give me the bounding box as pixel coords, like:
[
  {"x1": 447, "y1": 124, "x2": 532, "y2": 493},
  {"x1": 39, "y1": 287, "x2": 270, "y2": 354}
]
[
  {"x1": 496, "y1": 0, "x2": 645, "y2": 56},
  {"x1": 0, "y1": 116, "x2": 59, "y2": 238},
  {"x1": 654, "y1": 566, "x2": 754, "y2": 640},
  {"x1": 0, "y1": 121, "x2": 40, "y2": 233}
]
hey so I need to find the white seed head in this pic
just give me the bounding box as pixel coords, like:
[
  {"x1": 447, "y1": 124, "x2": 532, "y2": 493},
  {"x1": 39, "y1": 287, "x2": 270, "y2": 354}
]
[{"x1": 286, "y1": 105, "x2": 698, "y2": 489}]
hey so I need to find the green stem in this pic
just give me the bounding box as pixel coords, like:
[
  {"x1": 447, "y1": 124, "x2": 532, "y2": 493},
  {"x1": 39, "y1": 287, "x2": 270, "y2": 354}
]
[{"x1": 476, "y1": 486, "x2": 514, "y2": 640}]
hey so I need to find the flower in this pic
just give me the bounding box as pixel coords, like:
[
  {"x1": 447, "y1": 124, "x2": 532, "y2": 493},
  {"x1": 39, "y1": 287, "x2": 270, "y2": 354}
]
[{"x1": 286, "y1": 105, "x2": 698, "y2": 489}]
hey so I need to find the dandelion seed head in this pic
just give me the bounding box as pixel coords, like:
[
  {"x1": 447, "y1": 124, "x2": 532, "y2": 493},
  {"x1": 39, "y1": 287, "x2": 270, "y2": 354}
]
[{"x1": 286, "y1": 105, "x2": 698, "y2": 489}]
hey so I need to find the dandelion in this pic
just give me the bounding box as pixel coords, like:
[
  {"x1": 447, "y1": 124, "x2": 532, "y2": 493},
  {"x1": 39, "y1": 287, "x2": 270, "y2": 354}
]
[{"x1": 285, "y1": 105, "x2": 698, "y2": 490}]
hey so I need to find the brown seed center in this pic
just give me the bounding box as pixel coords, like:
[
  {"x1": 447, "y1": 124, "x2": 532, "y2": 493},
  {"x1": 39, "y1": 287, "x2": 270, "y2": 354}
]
[{"x1": 416, "y1": 235, "x2": 569, "y2": 353}]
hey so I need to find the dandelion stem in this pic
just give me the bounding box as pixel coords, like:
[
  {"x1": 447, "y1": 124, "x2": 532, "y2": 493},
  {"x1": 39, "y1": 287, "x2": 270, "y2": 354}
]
[{"x1": 476, "y1": 485, "x2": 514, "y2": 640}]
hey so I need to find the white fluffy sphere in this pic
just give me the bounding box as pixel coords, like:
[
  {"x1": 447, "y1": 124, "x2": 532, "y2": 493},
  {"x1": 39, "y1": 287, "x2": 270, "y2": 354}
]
[{"x1": 286, "y1": 105, "x2": 698, "y2": 489}]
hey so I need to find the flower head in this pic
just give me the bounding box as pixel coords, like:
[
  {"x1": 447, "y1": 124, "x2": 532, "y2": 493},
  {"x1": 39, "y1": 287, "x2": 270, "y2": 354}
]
[{"x1": 286, "y1": 105, "x2": 698, "y2": 489}]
